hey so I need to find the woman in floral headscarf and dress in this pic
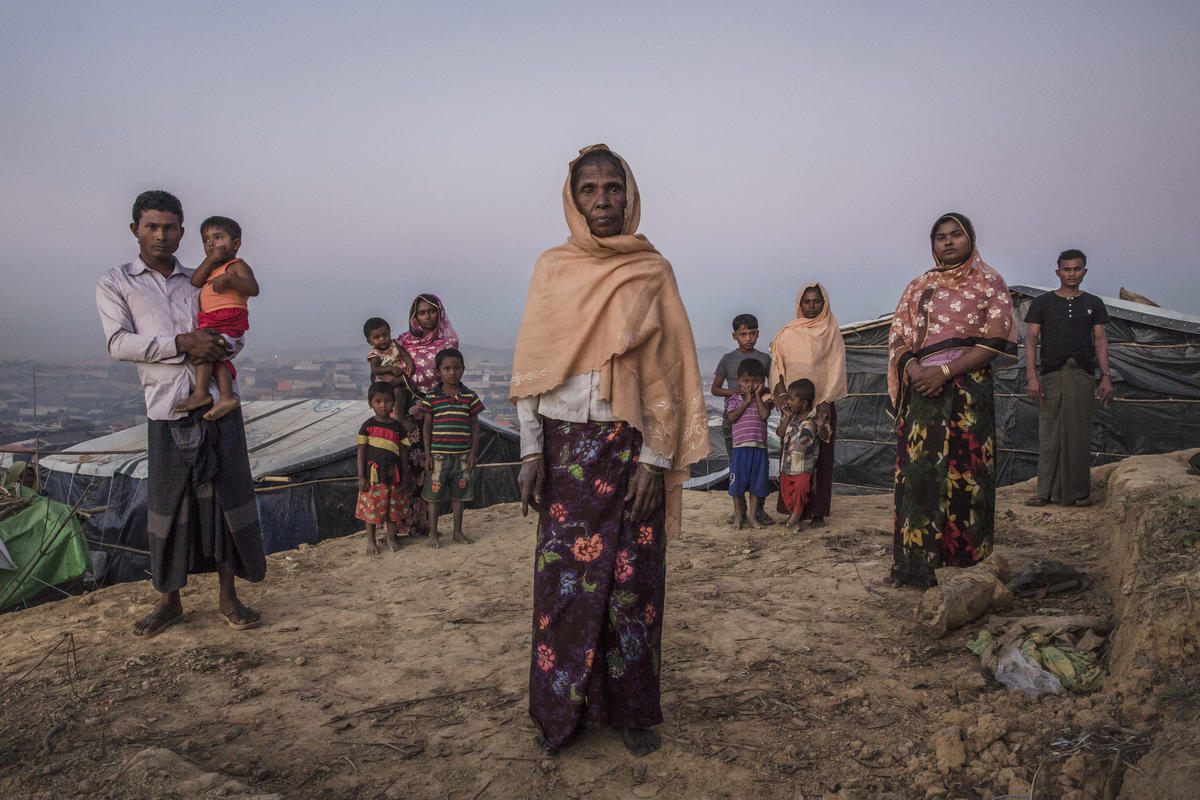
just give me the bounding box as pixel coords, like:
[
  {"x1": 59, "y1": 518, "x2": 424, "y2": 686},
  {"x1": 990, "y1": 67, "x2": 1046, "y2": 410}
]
[
  {"x1": 769, "y1": 283, "x2": 847, "y2": 524},
  {"x1": 511, "y1": 145, "x2": 709, "y2": 758},
  {"x1": 397, "y1": 294, "x2": 459, "y2": 534},
  {"x1": 886, "y1": 212, "x2": 1017, "y2": 588}
]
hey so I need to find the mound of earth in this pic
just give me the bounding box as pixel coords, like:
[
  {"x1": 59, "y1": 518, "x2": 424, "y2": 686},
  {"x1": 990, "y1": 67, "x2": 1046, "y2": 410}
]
[{"x1": 1, "y1": 450, "x2": 1197, "y2": 799}]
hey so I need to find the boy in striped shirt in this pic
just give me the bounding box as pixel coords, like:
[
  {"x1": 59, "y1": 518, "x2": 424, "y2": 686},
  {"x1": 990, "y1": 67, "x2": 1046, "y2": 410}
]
[{"x1": 420, "y1": 348, "x2": 484, "y2": 548}]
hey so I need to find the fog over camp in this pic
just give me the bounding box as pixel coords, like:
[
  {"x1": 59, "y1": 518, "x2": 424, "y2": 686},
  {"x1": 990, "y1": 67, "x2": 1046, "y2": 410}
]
[{"x1": 2, "y1": 2, "x2": 1199, "y2": 360}]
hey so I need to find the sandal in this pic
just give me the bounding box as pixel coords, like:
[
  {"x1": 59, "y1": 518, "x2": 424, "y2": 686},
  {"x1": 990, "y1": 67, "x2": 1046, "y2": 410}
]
[
  {"x1": 1024, "y1": 496, "x2": 1050, "y2": 507},
  {"x1": 219, "y1": 605, "x2": 262, "y2": 630},
  {"x1": 133, "y1": 607, "x2": 184, "y2": 638}
]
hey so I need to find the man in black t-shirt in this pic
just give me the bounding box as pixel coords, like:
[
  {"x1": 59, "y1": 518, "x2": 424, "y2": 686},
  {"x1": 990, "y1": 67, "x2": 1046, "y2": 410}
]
[{"x1": 1023, "y1": 249, "x2": 1114, "y2": 507}]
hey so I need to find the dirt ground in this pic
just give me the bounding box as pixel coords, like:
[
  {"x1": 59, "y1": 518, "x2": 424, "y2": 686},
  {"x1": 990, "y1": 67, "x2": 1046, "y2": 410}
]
[{"x1": 2, "y1": 450, "x2": 1198, "y2": 800}]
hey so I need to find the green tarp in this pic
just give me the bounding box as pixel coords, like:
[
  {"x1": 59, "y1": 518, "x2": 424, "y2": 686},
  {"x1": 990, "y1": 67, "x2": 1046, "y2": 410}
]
[{"x1": 0, "y1": 485, "x2": 90, "y2": 610}]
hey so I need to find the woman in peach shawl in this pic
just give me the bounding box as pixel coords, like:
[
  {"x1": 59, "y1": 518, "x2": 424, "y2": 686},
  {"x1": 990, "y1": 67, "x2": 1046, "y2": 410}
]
[
  {"x1": 769, "y1": 283, "x2": 847, "y2": 522},
  {"x1": 511, "y1": 145, "x2": 708, "y2": 758},
  {"x1": 886, "y1": 213, "x2": 1017, "y2": 588}
]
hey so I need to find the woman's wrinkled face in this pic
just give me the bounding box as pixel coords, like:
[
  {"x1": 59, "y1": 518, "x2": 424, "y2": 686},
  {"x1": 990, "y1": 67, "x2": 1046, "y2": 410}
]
[
  {"x1": 799, "y1": 288, "x2": 825, "y2": 319},
  {"x1": 415, "y1": 300, "x2": 439, "y2": 332},
  {"x1": 932, "y1": 220, "x2": 971, "y2": 265},
  {"x1": 572, "y1": 162, "x2": 627, "y2": 238}
]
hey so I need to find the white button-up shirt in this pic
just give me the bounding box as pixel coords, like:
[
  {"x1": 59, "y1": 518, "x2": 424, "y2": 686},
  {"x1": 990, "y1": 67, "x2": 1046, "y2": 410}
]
[
  {"x1": 96, "y1": 257, "x2": 229, "y2": 420},
  {"x1": 516, "y1": 371, "x2": 671, "y2": 468}
]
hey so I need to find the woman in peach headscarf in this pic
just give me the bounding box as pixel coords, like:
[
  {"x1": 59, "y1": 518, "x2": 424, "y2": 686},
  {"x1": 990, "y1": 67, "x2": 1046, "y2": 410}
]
[
  {"x1": 511, "y1": 145, "x2": 708, "y2": 758},
  {"x1": 769, "y1": 283, "x2": 847, "y2": 523},
  {"x1": 886, "y1": 212, "x2": 1017, "y2": 588}
]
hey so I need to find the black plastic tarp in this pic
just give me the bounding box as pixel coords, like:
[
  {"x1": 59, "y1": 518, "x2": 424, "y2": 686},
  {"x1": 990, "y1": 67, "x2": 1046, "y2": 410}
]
[{"x1": 827, "y1": 287, "x2": 1200, "y2": 492}]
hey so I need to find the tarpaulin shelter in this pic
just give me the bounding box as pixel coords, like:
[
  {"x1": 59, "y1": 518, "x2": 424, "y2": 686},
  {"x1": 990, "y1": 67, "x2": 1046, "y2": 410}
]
[
  {"x1": 832, "y1": 287, "x2": 1200, "y2": 491},
  {"x1": 0, "y1": 484, "x2": 90, "y2": 610},
  {"x1": 4, "y1": 399, "x2": 520, "y2": 586}
]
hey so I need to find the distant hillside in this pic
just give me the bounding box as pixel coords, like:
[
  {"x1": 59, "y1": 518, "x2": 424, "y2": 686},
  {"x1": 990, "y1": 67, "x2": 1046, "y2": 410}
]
[
  {"x1": 258, "y1": 343, "x2": 733, "y2": 372},
  {"x1": 254, "y1": 342, "x2": 517, "y2": 364}
]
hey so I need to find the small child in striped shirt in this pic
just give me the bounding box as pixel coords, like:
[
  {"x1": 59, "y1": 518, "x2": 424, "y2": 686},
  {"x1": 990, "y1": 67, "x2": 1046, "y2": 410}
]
[
  {"x1": 420, "y1": 347, "x2": 484, "y2": 548},
  {"x1": 777, "y1": 379, "x2": 831, "y2": 529},
  {"x1": 725, "y1": 357, "x2": 772, "y2": 530}
]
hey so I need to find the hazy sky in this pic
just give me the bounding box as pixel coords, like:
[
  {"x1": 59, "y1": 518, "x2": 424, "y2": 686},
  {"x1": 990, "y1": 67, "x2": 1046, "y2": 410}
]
[{"x1": 3, "y1": 1, "x2": 1198, "y2": 363}]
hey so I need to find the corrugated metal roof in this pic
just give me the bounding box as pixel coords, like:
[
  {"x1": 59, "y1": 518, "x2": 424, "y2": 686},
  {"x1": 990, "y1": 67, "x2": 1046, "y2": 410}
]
[
  {"x1": 1010, "y1": 286, "x2": 1200, "y2": 334},
  {"x1": 838, "y1": 288, "x2": 1200, "y2": 336},
  {"x1": 22, "y1": 399, "x2": 516, "y2": 482}
]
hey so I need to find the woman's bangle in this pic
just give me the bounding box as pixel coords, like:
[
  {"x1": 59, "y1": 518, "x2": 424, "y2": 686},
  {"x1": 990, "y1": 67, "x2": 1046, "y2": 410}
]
[
  {"x1": 639, "y1": 462, "x2": 666, "y2": 475},
  {"x1": 940, "y1": 364, "x2": 951, "y2": 378},
  {"x1": 521, "y1": 453, "x2": 542, "y2": 463}
]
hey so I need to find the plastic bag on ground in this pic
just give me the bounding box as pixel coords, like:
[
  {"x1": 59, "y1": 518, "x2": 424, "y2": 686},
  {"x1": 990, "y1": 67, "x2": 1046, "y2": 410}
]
[{"x1": 994, "y1": 640, "x2": 1064, "y2": 698}]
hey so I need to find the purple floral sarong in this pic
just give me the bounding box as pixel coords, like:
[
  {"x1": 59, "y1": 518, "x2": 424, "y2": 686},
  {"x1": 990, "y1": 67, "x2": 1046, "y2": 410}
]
[{"x1": 528, "y1": 419, "x2": 666, "y2": 750}]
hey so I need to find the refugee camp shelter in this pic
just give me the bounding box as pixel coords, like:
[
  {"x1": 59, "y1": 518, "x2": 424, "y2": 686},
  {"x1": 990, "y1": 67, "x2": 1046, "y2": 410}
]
[
  {"x1": 0, "y1": 481, "x2": 90, "y2": 610},
  {"x1": 833, "y1": 287, "x2": 1200, "y2": 491},
  {"x1": 12, "y1": 399, "x2": 519, "y2": 586}
]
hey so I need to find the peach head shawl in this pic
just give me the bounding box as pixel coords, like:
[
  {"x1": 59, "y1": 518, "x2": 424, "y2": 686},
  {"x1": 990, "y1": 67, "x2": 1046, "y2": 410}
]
[
  {"x1": 768, "y1": 283, "x2": 847, "y2": 406},
  {"x1": 509, "y1": 144, "x2": 710, "y2": 540}
]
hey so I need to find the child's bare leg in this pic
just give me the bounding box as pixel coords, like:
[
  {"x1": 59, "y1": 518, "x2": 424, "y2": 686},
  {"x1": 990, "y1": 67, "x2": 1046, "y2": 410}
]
[
  {"x1": 427, "y1": 501, "x2": 441, "y2": 548},
  {"x1": 451, "y1": 500, "x2": 471, "y2": 544},
  {"x1": 364, "y1": 523, "x2": 379, "y2": 555},
  {"x1": 205, "y1": 363, "x2": 241, "y2": 420},
  {"x1": 748, "y1": 495, "x2": 766, "y2": 529},
  {"x1": 383, "y1": 518, "x2": 401, "y2": 551},
  {"x1": 175, "y1": 361, "x2": 214, "y2": 413},
  {"x1": 731, "y1": 495, "x2": 746, "y2": 530}
]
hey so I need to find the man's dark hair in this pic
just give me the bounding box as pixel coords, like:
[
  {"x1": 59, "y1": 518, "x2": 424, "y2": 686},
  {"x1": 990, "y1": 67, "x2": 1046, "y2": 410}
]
[
  {"x1": 435, "y1": 347, "x2": 464, "y2": 368},
  {"x1": 570, "y1": 148, "x2": 626, "y2": 193},
  {"x1": 732, "y1": 313, "x2": 759, "y2": 331},
  {"x1": 1057, "y1": 249, "x2": 1087, "y2": 267},
  {"x1": 737, "y1": 358, "x2": 765, "y2": 379},
  {"x1": 132, "y1": 190, "x2": 183, "y2": 224},
  {"x1": 368, "y1": 381, "x2": 394, "y2": 401},
  {"x1": 363, "y1": 317, "x2": 390, "y2": 338},
  {"x1": 787, "y1": 378, "x2": 816, "y2": 402},
  {"x1": 201, "y1": 215, "x2": 241, "y2": 240}
]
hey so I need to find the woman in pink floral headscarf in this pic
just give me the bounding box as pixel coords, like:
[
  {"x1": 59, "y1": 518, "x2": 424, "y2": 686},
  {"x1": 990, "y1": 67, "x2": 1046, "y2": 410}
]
[
  {"x1": 397, "y1": 293, "x2": 459, "y2": 533},
  {"x1": 400, "y1": 293, "x2": 459, "y2": 399},
  {"x1": 887, "y1": 213, "x2": 1017, "y2": 588}
]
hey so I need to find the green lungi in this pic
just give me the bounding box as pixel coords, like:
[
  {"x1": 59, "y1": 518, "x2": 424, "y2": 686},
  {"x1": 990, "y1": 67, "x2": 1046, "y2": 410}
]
[{"x1": 1036, "y1": 358, "x2": 1096, "y2": 505}]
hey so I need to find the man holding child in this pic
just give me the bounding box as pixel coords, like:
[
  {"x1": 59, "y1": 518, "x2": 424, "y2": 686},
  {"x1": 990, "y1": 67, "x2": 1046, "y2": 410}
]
[{"x1": 96, "y1": 190, "x2": 265, "y2": 637}]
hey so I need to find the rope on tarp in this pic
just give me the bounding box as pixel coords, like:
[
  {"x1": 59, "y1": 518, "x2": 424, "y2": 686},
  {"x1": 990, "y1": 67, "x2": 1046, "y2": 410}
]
[
  {"x1": 0, "y1": 448, "x2": 148, "y2": 456},
  {"x1": 252, "y1": 461, "x2": 523, "y2": 492},
  {"x1": 835, "y1": 393, "x2": 1200, "y2": 403}
]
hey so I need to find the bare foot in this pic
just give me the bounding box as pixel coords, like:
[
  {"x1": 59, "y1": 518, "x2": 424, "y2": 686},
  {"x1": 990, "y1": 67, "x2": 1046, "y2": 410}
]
[
  {"x1": 386, "y1": 534, "x2": 402, "y2": 551},
  {"x1": 365, "y1": 536, "x2": 379, "y2": 555},
  {"x1": 750, "y1": 517, "x2": 766, "y2": 530},
  {"x1": 732, "y1": 516, "x2": 745, "y2": 530},
  {"x1": 203, "y1": 396, "x2": 241, "y2": 421},
  {"x1": 452, "y1": 530, "x2": 472, "y2": 544},
  {"x1": 533, "y1": 734, "x2": 559, "y2": 756},
  {"x1": 784, "y1": 514, "x2": 801, "y2": 529},
  {"x1": 173, "y1": 392, "x2": 212, "y2": 414},
  {"x1": 427, "y1": 533, "x2": 441, "y2": 549},
  {"x1": 620, "y1": 727, "x2": 661, "y2": 757}
]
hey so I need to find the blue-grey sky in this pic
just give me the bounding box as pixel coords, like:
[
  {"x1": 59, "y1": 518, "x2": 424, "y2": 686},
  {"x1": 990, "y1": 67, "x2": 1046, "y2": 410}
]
[{"x1": 3, "y1": 1, "x2": 1198, "y2": 362}]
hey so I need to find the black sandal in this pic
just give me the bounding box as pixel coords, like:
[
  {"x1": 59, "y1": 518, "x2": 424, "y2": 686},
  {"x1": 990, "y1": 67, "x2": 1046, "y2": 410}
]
[{"x1": 133, "y1": 607, "x2": 184, "y2": 638}]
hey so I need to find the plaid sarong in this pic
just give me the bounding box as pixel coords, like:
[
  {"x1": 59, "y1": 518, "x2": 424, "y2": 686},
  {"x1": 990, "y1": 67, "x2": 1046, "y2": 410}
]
[{"x1": 146, "y1": 407, "x2": 266, "y2": 593}]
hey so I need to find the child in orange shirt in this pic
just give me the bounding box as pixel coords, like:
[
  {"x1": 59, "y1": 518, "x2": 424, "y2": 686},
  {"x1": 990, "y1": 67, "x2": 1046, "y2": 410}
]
[{"x1": 175, "y1": 216, "x2": 259, "y2": 420}]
